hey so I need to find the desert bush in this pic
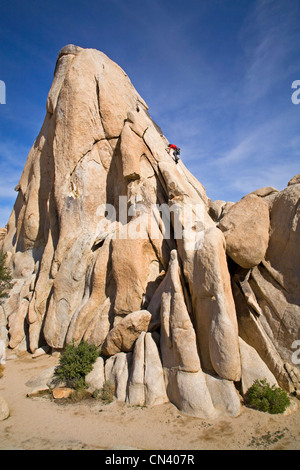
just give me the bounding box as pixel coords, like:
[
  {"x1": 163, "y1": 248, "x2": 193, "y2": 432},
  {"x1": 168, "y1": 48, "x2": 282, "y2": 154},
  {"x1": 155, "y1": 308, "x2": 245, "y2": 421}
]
[
  {"x1": 0, "y1": 252, "x2": 12, "y2": 300},
  {"x1": 100, "y1": 381, "x2": 115, "y2": 404},
  {"x1": 54, "y1": 341, "x2": 99, "y2": 390},
  {"x1": 245, "y1": 379, "x2": 290, "y2": 414},
  {"x1": 67, "y1": 388, "x2": 92, "y2": 402}
]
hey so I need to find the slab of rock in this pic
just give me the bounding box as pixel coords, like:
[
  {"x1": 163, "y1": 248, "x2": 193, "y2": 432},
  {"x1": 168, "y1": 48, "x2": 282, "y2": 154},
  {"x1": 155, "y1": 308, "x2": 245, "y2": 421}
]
[
  {"x1": 239, "y1": 337, "x2": 278, "y2": 395},
  {"x1": 250, "y1": 186, "x2": 278, "y2": 198},
  {"x1": 144, "y1": 333, "x2": 168, "y2": 406},
  {"x1": 105, "y1": 352, "x2": 132, "y2": 402},
  {"x1": 159, "y1": 250, "x2": 216, "y2": 419},
  {"x1": 205, "y1": 374, "x2": 241, "y2": 417},
  {"x1": 232, "y1": 273, "x2": 296, "y2": 392},
  {"x1": 209, "y1": 200, "x2": 235, "y2": 222},
  {"x1": 101, "y1": 310, "x2": 151, "y2": 357},
  {"x1": 234, "y1": 183, "x2": 300, "y2": 395},
  {"x1": 31, "y1": 346, "x2": 51, "y2": 358},
  {"x1": 156, "y1": 161, "x2": 241, "y2": 381},
  {"x1": 25, "y1": 366, "x2": 57, "y2": 389},
  {"x1": 126, "y1": 333, "x2": 145, "y2": 406},
  {"x1": 249, "y1": 187, "x2": 279, "y2": 207},
  {"x1": 27, "y1": 387, "x2": 52, "y2": 398},
  {"x1": 191, "y1": 227, "x2": 241, "y2": 381},
  {"x1": 219, "y1": 194, "x2": 270, "y2": 268},
  {"x1": 111, "y1": 238, "x2": 161, "y2": 316},
  {"x1": 85, "y1": 356, "x2": 105, "y2": 392},
  {"x1": 208, "y1": 200, "x2": 226, "y2": 222},
  {"x1": 266, "y1": 184, "x2": 300, "y2": 293},
  {"x1": 127, "y1": 331, "x2": 168, "y2": 406},
  {"x1": 52, "y1": 387, "x2": 74, "y2": 399}
]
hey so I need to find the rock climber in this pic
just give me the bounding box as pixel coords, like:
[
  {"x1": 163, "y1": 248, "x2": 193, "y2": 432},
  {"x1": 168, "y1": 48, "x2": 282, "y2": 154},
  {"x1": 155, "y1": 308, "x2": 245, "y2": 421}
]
[{"x1": 168, "y1": 144, "x2": 181, "y2": 164}]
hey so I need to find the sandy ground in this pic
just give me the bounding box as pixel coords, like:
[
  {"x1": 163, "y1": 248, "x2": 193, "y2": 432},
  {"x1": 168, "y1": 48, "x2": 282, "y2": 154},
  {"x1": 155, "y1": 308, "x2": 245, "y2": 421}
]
[{"x1": 0, "y1": 351, "x2": 300, "y2": 451}]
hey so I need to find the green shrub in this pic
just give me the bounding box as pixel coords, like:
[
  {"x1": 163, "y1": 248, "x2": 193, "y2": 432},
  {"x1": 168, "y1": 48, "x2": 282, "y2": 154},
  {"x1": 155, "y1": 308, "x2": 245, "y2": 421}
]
[
  {"x1": 0, "y1": 252, "x2": 12, "y2": 300},
  {"x1": 100, "y1": 381, "x2": 115, "y2": 404},
  {"x1": 245, "y1": 379, "x2": 290, "y2": 414},
  {"x1": 92, "y1": 388, "x2": 100, "y2": 399},
  {"x1": 54, "y1": 341, "x2": 99, "y2": 390}
]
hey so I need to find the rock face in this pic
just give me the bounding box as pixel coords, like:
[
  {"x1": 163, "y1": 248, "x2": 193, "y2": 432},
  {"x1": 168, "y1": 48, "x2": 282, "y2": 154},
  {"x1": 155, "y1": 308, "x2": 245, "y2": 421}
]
[
  {"x1": 230, "y1": 184, "x2": 300, "y2": 393},
  {"x1": 238, "y1": 337, "x2": 278, "y2": 395},
  {"x1": 218, "y1": 194, "x2": 270, "y2": 269},
  {"x1": 0, "y1": 228, "x2": 7, "y2": 249},
  {"x1": 1, "y1": 45, "x2": 300, "y2": 417},
  {"x1": 101, "y1": 310, "x2": 151, "y2": 357}
]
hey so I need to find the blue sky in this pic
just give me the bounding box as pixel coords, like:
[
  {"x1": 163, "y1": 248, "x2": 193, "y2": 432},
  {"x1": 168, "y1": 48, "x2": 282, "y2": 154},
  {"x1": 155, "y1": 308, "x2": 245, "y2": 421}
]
[{"x1": 0, "y1": 0, "x2": 299, "y2": 227}]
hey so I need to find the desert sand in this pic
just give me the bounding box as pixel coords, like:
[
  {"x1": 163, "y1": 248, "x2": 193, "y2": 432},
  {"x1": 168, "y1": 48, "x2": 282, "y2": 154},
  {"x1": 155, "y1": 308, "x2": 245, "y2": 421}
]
[{"x1": 0, "y1": 351, "x2": 299, "y2": 451}]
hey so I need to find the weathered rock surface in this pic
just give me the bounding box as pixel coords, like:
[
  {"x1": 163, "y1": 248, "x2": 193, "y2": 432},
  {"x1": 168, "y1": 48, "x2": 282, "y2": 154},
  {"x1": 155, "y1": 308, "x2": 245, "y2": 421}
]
[
  {"x1": 25, "y1": 366, "x2": 57, "y2": 389},
  {"x1": 105, "y1": 352, "x2": 132, "y2": 402},
  {"x1": 232, "y1": 182, "x2": 300, "y2": 393},
  {"x1": 0, "y1": 228, "x2": 7, "y2": 251},
  {"x1": 127, "y1": 331, "x2": 168, "y2": 406},
  {"x1": 239, "y1": 337, "x2": 278, "y2": 395},
  {"x1": 219, "y1": 194, "x2": 270, "y2": 269},
  {"x1": 205, "y1": 374, "x2": 241, "y2": 417},
  {"x1": 101, "y1": 310, "x2": 151, "y2": 357},
  {"x1": 1, "y1": 45, "x2": 299, "y2": 418},
  {"x1": 248, "y1": 187, "x2": 279, "y2": 208},
  {"x1": 209, "y1": 200, "x2": 234, "y2": 222},
  {"x1": 52, "y1": 388, "x2": 73, "y2": 399},
  {"x1": 158, "y1": 249, "x2": 240, "y2": 418},
  {"x1": 25, "y1": 364, "x2": 58, "y2": 396},
  {"x1": 288, "y1": 174, "x2": 300, "y2": 186},
  {"x1": 158, "y1": 250, "x2": 216, "y2": 418},
  {"x1": 85, "y1": 356, "x2": 105, "y2": 392}
]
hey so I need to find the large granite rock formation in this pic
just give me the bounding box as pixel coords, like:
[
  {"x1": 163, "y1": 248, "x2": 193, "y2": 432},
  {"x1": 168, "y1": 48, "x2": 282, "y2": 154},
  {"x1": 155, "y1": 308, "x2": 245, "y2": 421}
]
[{"x1": 0, "y1": 45, "x2": 299, "y2": 417}]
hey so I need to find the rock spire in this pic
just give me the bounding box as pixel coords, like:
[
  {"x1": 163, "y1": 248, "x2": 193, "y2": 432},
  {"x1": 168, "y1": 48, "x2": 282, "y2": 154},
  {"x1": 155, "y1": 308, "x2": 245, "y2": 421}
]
[{"x1": 1, "y1": 45, "x2": 299, "y2": 417}]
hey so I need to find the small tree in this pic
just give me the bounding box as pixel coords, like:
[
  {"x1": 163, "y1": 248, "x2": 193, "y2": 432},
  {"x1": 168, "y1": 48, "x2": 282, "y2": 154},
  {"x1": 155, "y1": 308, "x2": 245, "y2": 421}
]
[
  {"x1": 0, "y1": 252, "x2": 12, "y2": 300},
  {"x1": 54, "y1": 341, "x2": 99, "y2": 390}
]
